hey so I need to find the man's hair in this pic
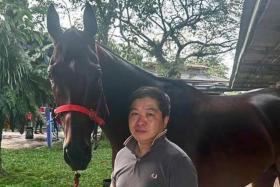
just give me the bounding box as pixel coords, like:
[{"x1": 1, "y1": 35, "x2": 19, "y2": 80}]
[{"x1": 129, "y1": 86, "x2": 171, "y2": 117}]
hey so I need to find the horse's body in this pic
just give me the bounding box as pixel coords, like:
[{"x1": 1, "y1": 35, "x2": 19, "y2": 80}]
[
  {"x1": 97, "y1": 44, "x2": 280, "y2": 187},
  {"x1": 47, "y1": 3, "x2": 280, "y2": 187}
]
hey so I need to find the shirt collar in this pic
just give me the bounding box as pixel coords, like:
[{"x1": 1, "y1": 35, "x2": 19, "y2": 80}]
[{"x1": 124, "y1": 129, "x2": 167, "y2": 153}]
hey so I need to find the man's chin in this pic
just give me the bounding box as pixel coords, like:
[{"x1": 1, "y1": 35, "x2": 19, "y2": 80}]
[
  {"x1": 133, "y1": 132, "x2": 148, "y2": 139},
  {"x1": 134, "y1": 136, "x2": 155, "y2": 145}
]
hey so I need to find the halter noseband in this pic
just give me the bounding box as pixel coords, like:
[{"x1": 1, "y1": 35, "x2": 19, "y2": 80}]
[{"x1": 54, "y1": 104, "x2": 105, "y2": 126}]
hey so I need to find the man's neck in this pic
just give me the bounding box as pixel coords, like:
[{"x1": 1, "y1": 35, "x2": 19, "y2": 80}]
[
  {"x1": 133, "y1": 130, "x2": 167, "y2": 157},
  {"x1": 136, "y1": 142, "x2": 152, "y2": 157}
]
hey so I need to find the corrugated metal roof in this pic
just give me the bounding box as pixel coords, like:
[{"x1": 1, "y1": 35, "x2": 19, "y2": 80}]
[{"x1": 230, "y1": 0, "x2": 280, "y2": 90}]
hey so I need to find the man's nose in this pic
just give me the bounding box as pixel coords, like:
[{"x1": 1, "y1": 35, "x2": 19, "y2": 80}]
[{"x1": 136, "y1": 114, "x2": 146, "y2": 125}]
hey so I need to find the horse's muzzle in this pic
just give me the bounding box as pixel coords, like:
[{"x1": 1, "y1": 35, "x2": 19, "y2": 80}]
[{"x1": 63, "y1": 143, "x2": 92, "y2": 171}]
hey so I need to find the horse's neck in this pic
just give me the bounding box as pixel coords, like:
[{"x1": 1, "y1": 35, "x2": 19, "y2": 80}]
[{"x1": 97, "y1": 45, "x2": 160, "y2": 95}]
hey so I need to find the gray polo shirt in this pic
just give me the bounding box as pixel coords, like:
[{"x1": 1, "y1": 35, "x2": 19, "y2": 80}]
[{"x1": 111, "y1": 131, "x2": 198, "y2": 187}]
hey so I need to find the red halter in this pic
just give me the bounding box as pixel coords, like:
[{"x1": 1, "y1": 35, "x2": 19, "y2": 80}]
[{"x1": 54, "y1": 104, "x2": 105, "y2": 126}]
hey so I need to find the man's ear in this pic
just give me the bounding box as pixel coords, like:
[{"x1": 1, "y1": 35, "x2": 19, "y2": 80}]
[{"x1": 163, "y1": 116, "x2": 169, "y2": 128}]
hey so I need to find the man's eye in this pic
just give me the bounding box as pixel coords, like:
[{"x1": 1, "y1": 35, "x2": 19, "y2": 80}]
[
  {"x1": 147, "y1": 113, "x2": 155, "y2": 117},
  {"x1": 130, "y1": 112, "x2": 138, "y2": 116}
]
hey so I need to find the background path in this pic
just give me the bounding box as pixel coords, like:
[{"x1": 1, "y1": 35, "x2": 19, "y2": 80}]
[{"x1": 2, "y1": 130, "x2": 64, "y2": 149}]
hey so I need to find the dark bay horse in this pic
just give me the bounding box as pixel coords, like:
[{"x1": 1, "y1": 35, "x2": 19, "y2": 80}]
[{"x1": 47, "y1": 3, "x2": 280, "y2": 187}]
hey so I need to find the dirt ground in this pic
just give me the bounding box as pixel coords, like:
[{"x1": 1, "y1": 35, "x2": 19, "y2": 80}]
[{"x1": 2, "y1": 130, "x2": 64, "y2": 149}]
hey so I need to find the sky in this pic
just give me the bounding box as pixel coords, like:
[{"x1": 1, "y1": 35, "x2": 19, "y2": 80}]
[{"x1": 221, "y1": 52, "x2": 235, "y2": 78}]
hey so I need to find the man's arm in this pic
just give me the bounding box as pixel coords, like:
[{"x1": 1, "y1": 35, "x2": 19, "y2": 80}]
[{"x1": 110, "y1": 182, "x2": 116, "y2": 187}]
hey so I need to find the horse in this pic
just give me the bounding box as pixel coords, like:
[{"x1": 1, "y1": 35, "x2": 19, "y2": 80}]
[{"x1": 47, "y1": 3, "x2": 280, "y2": 187}]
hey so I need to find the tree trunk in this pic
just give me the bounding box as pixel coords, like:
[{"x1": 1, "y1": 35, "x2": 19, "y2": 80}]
[{"x1": 0, "y1": 120, "x2": 7, "y2": 176}]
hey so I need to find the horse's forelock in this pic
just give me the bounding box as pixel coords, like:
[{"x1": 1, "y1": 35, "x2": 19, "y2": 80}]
[
  {"x1": 63, "y1": 28, "x2": 89, "y2": 47},
  {"x1": 54, "y1": 28, "x2": 98, "y2": 65}
]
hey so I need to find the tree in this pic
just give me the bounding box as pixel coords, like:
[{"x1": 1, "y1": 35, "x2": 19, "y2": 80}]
[
  {"x1": 65, "y1": 0, "x2": 118, "y2": 45},
  {"x1": 115, "y1": 0, "x2": 243, "y2": 77},
  {"x1": 0, "y1": 0, "x2": 52, "y2": 175},
  {"x1": 42, "y1": 1, "x2": 243, "y2": 78},
  {"x1": 109, "y1": 41, "x2": 144, "y2": 66},
  {"x1": 94, "y1": 0, "x2": 118, "y2": 45},
  {"x1": 59, "y1": 0, "x2": 238, "y2": 78}
]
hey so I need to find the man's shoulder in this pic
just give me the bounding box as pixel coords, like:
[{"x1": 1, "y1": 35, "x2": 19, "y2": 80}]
[
  {"x1": 114, "y1": 146, "x2": 136, "y2": 172},
  {"x1": 162, "y1": 138, "x2": 190, "y2": 159},
  {"x1": 115, "y1": 146, "x2": 135, "y2": 163},
  {"x1": 116, "y1": 146, "x2": 131, "y2": 157},
  {"x1": 163, "y1": 138, "x2": 197, "y2": 173}
]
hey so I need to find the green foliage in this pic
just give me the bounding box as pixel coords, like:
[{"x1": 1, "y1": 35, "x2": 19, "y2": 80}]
[
  {"x1": 0, "y1": 18, "x2": 32, "y2": 88},
  {"x1": 0, "y1": 84, "x2": 43, "y2": 131},
  {"x1": 0, "y1": 139, "x2": 112, "y2": 187},
  {"x1": 109, "y1": 41, "x2": 143, "y2": 67},
  {"x1": 0, "y1": 0, "x2": 53, "y2": 131},
  {"x1": 0, "y1": 87, "x2": 16, "y2": 115}
]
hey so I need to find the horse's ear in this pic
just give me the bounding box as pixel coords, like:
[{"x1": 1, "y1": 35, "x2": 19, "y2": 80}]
[
  {"x1": 47, "y1": 4, "x2": 62, "y2": 42},
  {"x1": 83, "y1": 2, "x2": 97, "y2": 38}
]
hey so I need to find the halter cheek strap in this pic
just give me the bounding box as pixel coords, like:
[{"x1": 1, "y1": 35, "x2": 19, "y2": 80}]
[{"x1": 54, "y1": 104, "x2": 105, "y2": 126}]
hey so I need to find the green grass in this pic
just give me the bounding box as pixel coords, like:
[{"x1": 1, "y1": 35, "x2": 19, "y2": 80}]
[{"x1": 0, "y1": 139, "x2": 112, "y2": 187}]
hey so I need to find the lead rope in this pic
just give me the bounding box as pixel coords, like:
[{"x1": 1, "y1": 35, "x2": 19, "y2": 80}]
[{"x1": 74, "y1": 171, "x2": 81, "y2": 187}]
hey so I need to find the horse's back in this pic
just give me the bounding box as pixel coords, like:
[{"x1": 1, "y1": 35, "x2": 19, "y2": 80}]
[{"x1": 165, "y1": 85, "x2": 280, "y2": 187}]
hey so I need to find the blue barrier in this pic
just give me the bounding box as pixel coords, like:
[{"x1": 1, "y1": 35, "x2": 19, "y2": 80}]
[{"x1": 45, "y1": 107, "x2": 52, "y2": 148}]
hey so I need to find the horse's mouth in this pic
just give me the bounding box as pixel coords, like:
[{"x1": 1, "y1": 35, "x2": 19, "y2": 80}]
[{"x1": 64, "y1": 148, "x2": 92, "y2": 171}]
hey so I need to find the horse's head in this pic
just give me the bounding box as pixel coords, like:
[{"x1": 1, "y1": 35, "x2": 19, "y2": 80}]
[{"x1": 47, "y1": 3, "x2": 103, "y2": 170}]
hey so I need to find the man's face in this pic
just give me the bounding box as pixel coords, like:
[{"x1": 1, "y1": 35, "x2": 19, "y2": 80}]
[{"x1": 128, "y1": 97, "x2": 169, "y2": 145}]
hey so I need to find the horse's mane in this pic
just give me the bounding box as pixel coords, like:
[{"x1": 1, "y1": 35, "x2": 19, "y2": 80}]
[
  {"x1": 97, "y1": 42, "x2": 163, "y2": 78},
  {"x1": 96, "y1": 42, "x2": 202, "y2": 94}
]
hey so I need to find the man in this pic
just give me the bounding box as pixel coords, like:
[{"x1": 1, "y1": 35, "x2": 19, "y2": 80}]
[
  {"x1": 34, "y1": 114, "x2": 44, "y2": 134},
  {"x1": 110, "y1": 86, "x2": 198, "y2": 187}
]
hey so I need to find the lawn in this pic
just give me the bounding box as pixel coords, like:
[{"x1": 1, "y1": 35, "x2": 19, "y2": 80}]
[{"x1": 0, "y1": 138, "x2": 112, "y2": 187}]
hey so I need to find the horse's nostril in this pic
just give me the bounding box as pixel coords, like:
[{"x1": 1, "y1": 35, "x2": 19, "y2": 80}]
[{"x1": 63, "y1": 143, "x2": 92, "y2": 171}]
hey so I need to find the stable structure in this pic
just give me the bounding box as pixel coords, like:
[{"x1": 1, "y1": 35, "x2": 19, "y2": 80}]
[
  {"x1": 230, "y1": 0, "x2": 280, "y2": 90},
  {"x1": 145, "y1": 63, "x2": 229, "y2": 95},
  {"x1": 181, "y1": 64, "x2": 229, "y2": 95}
]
